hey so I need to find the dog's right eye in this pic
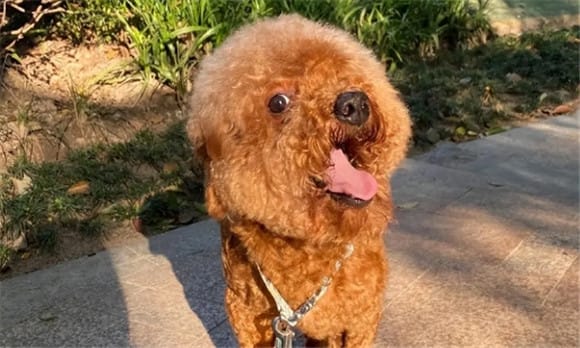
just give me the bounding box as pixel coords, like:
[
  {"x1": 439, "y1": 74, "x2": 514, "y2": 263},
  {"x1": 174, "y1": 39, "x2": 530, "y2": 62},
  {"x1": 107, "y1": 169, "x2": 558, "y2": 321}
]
[{"x1": 268, "y1": 94, "x2": 290, "y2": 114}]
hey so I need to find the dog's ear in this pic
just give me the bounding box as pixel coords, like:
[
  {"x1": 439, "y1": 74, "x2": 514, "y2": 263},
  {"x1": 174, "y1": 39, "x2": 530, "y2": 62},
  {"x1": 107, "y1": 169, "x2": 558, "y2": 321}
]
[
  {"x1": 186, "y1": 109, "x2": 208, "y2": 163},
  {"x1": 186, "y1": 94, "x2": 227, "y2": 163}
]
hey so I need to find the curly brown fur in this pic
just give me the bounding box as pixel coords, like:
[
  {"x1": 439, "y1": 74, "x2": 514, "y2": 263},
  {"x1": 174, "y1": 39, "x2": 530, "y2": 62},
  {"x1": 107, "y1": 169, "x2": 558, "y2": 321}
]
[{"x1": 187, "y1": 15, "x2": 411, "y2": 347}]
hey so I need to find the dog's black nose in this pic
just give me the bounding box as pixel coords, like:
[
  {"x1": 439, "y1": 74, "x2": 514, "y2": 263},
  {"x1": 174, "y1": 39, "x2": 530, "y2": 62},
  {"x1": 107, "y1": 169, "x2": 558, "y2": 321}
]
[{"x1": 333, "y1": 91, "x2": 370, "y2": 126}]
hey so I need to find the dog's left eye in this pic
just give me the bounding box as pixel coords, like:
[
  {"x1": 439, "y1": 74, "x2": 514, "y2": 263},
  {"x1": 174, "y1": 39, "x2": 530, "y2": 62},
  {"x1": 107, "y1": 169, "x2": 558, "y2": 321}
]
[{"x1": 268, "y1": 94, "x2": 290, "y2": 114}]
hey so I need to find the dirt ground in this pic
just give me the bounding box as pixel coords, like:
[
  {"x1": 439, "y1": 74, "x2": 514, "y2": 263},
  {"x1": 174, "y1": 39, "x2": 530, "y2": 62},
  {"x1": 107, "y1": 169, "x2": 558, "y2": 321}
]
[
  {"x1": 0, "y1": 40, "x2": 185, "y2": 278},
  {"x1": 0, "y1": 40, "x2": 181, "y2": 170}
]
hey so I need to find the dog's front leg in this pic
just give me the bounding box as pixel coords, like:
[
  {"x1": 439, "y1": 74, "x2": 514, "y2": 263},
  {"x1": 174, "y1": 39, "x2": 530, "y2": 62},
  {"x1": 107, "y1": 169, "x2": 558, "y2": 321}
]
[
  {"x1": 225, "y1": 288, "x2": 275, "y2": 347},
  {"x1": 342, "y1": 306, "x2": 382, "y2": 347}
]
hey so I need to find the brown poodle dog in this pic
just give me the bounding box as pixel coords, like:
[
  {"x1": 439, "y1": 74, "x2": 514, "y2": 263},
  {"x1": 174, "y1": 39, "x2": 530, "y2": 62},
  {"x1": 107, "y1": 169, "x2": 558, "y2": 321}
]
[{"x1": 187, "y1": 15, "x2": 411, "y2": 348}]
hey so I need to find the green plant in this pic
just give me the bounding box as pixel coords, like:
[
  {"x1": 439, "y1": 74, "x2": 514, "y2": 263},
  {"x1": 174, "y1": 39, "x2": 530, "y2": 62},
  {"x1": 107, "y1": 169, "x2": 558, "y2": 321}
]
[
  {"x1": 0, "y1": 121, "x2": 204, "y2": 252},
  {"x1": 50, "y1": 0, "x2": 491, "y2": 100},
  {"x1": 55, "y1": 0, "x2": 128, "y2": 44},
  {"x1": 66, "y1": 77, "x2": 95, "y2": 123},
  {"x1": 390, "y1": 26, "x2": 579, "y2": 147},
  {"x1": 117, "y1": 0, "x2": 221, "y2": 102},
  {"x1": 0, "y1": 244, "x2": 14, "y2": 271}
]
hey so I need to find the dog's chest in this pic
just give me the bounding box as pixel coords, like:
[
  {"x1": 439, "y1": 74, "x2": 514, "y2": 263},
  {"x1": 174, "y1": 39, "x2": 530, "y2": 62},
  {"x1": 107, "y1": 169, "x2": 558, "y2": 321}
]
[{"x1": 271, "y1": 252, "x2": 386, "y2": 336}]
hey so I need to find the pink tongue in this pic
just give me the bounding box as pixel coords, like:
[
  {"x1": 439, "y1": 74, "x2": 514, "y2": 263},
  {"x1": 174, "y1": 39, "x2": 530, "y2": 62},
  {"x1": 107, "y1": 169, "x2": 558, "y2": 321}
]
[{"x1": 325, "y1": 149, "x2": 378, "y2": 201}]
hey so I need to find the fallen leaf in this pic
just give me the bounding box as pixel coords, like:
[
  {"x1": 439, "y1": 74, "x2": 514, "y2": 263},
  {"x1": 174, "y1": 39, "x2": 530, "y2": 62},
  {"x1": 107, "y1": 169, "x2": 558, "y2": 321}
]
[
  {"x1": 7, "y1": 233, "x2": 27, "y2": 252},
  {"x1": 39, "y1": 312, "x2": 57, "y2": 321},
  {"x1": 459, "y1": 77, "x2": 472, "y2": 85},
  {"x1": 455, "y1": 126, "x2": 466, "y2": 136},
  {"x1": 505, "y1": 72, "x2": 522, "y2": 83},
  {"x1": 12, "y1": 175, "x2": 32, "y2": 195},
  {"x1": 397, "y1": 202, "x2": 419, "y2": 210},
  {"x1": 67, "y1": 180, "x2": 90, "y2": 195},
  {"x1": 20, "y1": 251, "x2": 31, "y2": 260},
  {"x1": 552, "y1": 104, "x2": 572, "y2": 115},
  {"x1": 162, "y1": 162, "x2": 179, "y2": 174},
  {"x1": 488, "y1": 181, "x2": 504, "y2": 187}
]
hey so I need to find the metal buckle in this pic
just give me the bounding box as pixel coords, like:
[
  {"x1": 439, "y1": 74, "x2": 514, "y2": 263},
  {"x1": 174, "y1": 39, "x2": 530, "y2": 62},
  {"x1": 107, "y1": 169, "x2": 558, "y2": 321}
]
[{"x1": 273, "y1": 316, "x2": 294, "y2": 348}]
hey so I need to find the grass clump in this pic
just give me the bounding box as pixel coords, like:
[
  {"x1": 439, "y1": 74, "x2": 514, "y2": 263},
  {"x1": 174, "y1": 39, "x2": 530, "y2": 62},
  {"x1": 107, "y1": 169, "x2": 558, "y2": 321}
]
[
  {"x1": 55, "y1": 0, "x2": 128, "y2": 44},
  {"x1": 0, "y1": 122, "x2": 203, "y2": 255},
  {"x1": 117, "y1": 0, "x2": 221, "y2": 100}
]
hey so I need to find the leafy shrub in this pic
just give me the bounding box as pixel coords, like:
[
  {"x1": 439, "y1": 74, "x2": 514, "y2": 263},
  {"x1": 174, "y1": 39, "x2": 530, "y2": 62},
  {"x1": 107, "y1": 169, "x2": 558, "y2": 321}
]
[
  {"x1": 0, "y1": 244, "x2": 14, "y2": 271},
  {"x1": 55, "y1": 0, "x2": 128, "y2": 44},
  {"x1": 390, "y1": 26, "x2": 579, "y2": 145},
  {"x1": 49, "y1": 0, "x2": 491, "y2": 101}
]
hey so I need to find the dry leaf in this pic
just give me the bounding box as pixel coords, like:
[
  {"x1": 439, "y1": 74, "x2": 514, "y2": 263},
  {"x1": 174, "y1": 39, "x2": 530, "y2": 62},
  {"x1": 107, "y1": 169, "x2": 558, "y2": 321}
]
[
  {"x1": 39, "y1": 312, "x2": 57, "y2": 321},
  {"x1": 505, "y1": 72, "x2": 522, "y2": 83},
  {"x1": 12, "y1": 175, "x2": 32, "y2": 195},
  {"x1": 552, "y1": 104, "x2": 572, "y2": 115},
  {"x1": 397, "y1": 202, "x2": 419, "y2": 210},
  {"x1": 67, "y1": 180, "x2": 90, "y2": 195},
  {"x1": 488, "y1": 181, "x2": 504, "y2": 187},
  {"x1": 8, "y1": 233, "x2": 27, "y2": 251},
  {"x1": 132, "y1": 218, "x2": 144, "y2": 234},
  {"x1": 162, "y1": 162, "x2": 179, "y2": 174}
]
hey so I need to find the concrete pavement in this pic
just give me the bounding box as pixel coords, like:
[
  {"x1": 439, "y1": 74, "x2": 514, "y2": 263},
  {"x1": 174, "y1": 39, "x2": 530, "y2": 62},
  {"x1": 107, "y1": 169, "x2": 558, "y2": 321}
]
[{"x1": 1, "y1": 112, "x2": 578, "y2": 347}]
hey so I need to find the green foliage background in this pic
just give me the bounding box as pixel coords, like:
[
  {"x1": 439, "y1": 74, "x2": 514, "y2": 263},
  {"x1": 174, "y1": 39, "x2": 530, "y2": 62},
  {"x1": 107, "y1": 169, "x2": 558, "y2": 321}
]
[{"x1": 53, "y1": 0, "x2": 491, "y2": 99}]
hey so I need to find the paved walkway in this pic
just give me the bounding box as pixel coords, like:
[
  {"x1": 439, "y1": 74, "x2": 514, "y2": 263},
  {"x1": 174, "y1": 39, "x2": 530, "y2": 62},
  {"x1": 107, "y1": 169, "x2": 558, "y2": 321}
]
[{"x1": 1, "y1": 113, "x2": 578, "y2": 347}]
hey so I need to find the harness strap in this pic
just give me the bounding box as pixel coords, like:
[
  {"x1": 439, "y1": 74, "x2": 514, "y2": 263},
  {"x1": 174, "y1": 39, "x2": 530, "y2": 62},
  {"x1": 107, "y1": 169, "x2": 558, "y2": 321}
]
[{"x1": 255, "y1": 243, "x2": 354, "y2": 327}]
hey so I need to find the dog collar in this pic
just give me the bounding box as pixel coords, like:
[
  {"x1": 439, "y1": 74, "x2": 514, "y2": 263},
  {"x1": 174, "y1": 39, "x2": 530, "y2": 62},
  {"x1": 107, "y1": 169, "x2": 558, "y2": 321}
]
[{"x1": 255, "y1": 243, "x2": 354, "y2": 348}]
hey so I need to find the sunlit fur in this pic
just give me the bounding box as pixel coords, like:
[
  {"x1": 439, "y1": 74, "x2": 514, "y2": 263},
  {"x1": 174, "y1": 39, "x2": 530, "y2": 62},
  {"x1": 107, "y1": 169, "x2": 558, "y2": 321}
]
[{"x1": 187, "y1": 15, "x2": 411, "y2": 347}]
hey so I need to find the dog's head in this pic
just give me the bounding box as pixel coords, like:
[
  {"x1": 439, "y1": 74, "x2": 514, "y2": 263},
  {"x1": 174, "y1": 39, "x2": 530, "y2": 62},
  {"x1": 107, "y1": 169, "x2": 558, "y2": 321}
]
[{"x1": 187, "y1": 15, "x2": 411, "y2": 243}]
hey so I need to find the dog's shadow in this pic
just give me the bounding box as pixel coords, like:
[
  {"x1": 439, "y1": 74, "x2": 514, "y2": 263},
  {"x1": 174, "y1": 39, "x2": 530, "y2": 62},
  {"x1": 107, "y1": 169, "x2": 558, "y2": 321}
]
[
  {"x1": 147, "y1": 220, "x2": 316, "y2": 347},
  {"x1": 147, "y1": 220, "x2": 237, "y2": 347}
]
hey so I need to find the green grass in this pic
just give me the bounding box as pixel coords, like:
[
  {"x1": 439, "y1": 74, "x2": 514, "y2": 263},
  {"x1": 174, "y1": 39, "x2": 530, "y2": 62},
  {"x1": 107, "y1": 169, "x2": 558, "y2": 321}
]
[
  {"x1": 48, "y1": 0, "x2": 491, "y2": 102},
  {"x1": 3, "y1": 0, "x2": 492, "y2": 102},
  {"x1": 390, "y1": 26, "x2": 580, "y2": 147},
  {"x1": 0, "y1": 122, "x2": 204, "y2": 253}
]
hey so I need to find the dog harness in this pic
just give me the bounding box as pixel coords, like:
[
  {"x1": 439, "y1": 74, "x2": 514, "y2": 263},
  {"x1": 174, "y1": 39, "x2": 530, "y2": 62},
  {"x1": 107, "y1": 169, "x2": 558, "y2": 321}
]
[{"x1": 256, "y1": 243, "x2": 355, "y2": 348}]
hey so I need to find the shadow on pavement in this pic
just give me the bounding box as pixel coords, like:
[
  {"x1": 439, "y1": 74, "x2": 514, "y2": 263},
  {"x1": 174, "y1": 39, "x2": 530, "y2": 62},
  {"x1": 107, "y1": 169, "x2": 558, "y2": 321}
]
[
  {"x1": 380, "y1": 113, "x2": 579, "y2": 346},
  {"x1": 146, "y1": 221, "x2": 235, "y2": 347},
  {"x1": 0, "y1": 251, "x2": 131, "y2": 346}
]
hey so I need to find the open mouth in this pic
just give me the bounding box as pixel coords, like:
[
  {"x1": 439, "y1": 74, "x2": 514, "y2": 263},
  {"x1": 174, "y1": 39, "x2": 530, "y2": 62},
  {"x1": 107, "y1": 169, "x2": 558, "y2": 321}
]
[
  {"x1": 328, "y1": 192, "x2": 372, "y2": 208},
  {"x1": 323, "y1": 147, "x2": 377, "y2": 208},
  {"x1": 311, "y1": 127, "x2": 378, "y2": 208}
]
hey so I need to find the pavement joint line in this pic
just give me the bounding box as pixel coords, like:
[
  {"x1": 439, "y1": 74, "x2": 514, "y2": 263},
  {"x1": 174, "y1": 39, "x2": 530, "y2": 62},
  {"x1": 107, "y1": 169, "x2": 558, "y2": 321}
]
[
  {"x1": 430, "y1": 186, "x2": 475, "y2": 214},
  {"x1": 540, "y1": 254, "x2": 578, "y2": 308},
  {"x1": 502, "y1": 240, "x2": 525, "y2": 263},
  {"x1": 384, "y1": 267, "x2": 431, "y2": 309}
]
